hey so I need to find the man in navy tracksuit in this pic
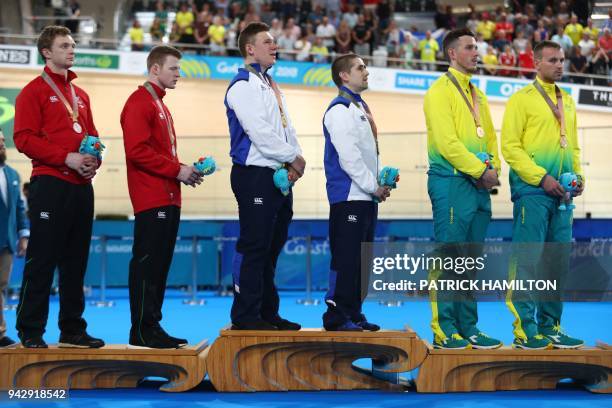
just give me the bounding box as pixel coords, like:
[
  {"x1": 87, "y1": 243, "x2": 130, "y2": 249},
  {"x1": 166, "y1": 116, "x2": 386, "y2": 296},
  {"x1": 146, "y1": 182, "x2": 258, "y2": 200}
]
[
  {"x1": 322, "y1": 54, "x2": 391, "y2": 331},
  {"x1": 225, "y1": 22, "x2": 305, "y2": 330}
]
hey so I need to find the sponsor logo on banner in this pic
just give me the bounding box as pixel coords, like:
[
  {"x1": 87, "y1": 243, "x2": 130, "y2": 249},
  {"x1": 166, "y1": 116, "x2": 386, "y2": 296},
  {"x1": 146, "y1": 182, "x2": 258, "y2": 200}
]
[
  {"x1": 0, "y1": 47, "x2": 31, "y2": 65},
  {"x1": 395, "y1": 72, "x2": 438, "y2": 90},
  {"x1": 578, "y1": 88, "x2": 612, "y2": 108},
  {"x1": 0, "y1": 88, "x2": 19, "y2": 145},
  {"x1": 180, "y1": 58, "x2": 212, "y2": 78},
  {"x1": 486, "y1": 79, "x2": 572, "y2": 98},
  {"x1": 38, "y1": 52, "x2": 119, "y2": 69},
  {"x1": 303, "y1": 66, "x2": 333, "y2": 86}
]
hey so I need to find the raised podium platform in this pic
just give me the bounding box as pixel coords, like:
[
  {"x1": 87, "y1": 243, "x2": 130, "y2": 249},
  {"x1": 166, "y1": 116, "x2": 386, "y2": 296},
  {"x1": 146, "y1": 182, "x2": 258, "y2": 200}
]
[
  {"x1": 1, "y1": 331, "x2": 610, "y2": 394},
  {"x1": 416, "y1": 343, "x2": 611, "y2": 393},
  {"x1": 206, "y1": 327, "x2": 428, "y2": 392},
  {"x1": 0, "y1": 341, "x2": 209, "y2": 392}
]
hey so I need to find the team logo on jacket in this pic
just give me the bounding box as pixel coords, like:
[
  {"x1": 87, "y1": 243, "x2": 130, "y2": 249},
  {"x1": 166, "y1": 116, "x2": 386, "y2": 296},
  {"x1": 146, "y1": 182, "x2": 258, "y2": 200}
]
[
  {"x1": 348, "y1": 215, "x2": 358, "y2": 223},
  {"x1": 157, "y1": 211, "x2": 166, "y2": 219},
  {"x1": 158, "y1": 112, "x2": 165, "y2": 119},
  {"x1": 254, "y1": 197, "x2": 263, "y2": 205},
  {"x1": 360, "y1": 115, "x2": 367, "y2": 121},
  {"x1": 49, "y1": 96, "x2": 59, "y2": 103},
  {"x1": 40, "y1": 211, "x2": 50, "y2": 220}
]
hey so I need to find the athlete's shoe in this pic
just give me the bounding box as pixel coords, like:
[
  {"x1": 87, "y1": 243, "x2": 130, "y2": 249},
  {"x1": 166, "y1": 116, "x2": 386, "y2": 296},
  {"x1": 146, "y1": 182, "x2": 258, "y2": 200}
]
[
  {"x1": 465, "y1": 331, "x2": 503, "y2": 349},
  {"x1": 433, "y1": 333, "x2": 472, "y2": 349},
  {"x1": 540, "y1": 325, "x2": 584, "y2": 349},
  {"x1": 512, "y1": 334, "x2": 553, "y2": 350}
]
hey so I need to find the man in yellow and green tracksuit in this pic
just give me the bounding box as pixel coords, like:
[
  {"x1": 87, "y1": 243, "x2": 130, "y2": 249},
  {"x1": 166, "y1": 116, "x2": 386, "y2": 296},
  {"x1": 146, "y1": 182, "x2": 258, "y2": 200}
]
[
  {"x1": 502, "y1": 40, "x2": 584, "y2": 350},
  {"x1": 424, "y1": 28, "x2": 502, "y2": 350}
]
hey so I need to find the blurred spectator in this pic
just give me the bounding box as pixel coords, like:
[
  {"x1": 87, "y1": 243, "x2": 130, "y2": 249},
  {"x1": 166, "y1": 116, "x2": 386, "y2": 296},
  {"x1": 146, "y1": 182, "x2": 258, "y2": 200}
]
[
  {"x1": 518, "y1": 42, "x2": 535, "y2": 79},
  {"x1": 270, "y1": 18, "x2": 283, "y2": 38},
  {"x1": 564, "y1": 14, "x2": 583, "y2": 46},
  {"x1": 476, "y1": 12, "x2": 495, "y2": 41},
  {"x1": 476, "y1": 32, "x2": 488, "y2": 60},
  {"x1": 495, "y1": 13, "x2": 514, "y2": 41},
  {"x1": 260, "y1": 3, "x2": 276, "y2": 25},
  {"x1": 603, "y1": 8, "x2": 612, "y2": 32},
  {"x1": 384, "y1": 20, "x2": 405, "y2": 60},
  {"x1": 329, "y1": 10, "x2": 340, "y2": 28},
  {"x1": 534, "y1": 19, "x2": 549, "y2": 42},
  {"x1": 243, "y1": 3, "x2": 260, "y2": 24},
  {"x1": 286, "y1": 18, "x2": 301, "y2": 41},
  {"x1": 515, "y1": 15, "x2": 534, "y2": 40},
  {"x1": 278, "y1": 27, "x2": 296, "y2": 60},
  {"x1": 335, "y1": 20, "x2": 352, "y2": 54},
  {"x1": 569, "y1": 45, "x2": 588, "y2": 83},
  {"x1": 466, "y1": 12, "x2": 479, "y2": 34},
  {"x1": 294, "y1": 32, "x2": 312, "y2": 62},
  {"x1": 326, "y1": 0, "x2": 341, "y2": 17},
  {"x1": 208, "y1": 15, "x2": 226, "y2": 55},
  {"x1": 376, "y1": 0, "x2": 393, "y2": 30},
  {"x1": 482, "y1": 46, "x2": 498, "y2": 75},
  {"x1": 169, "y1": 21, "x2": 181, "y2": 43},
  {"x1": 129, "y1": 19, "x2": 145, "y2": 51},
  {"x1": 400, "y1": 31, "x2": 418, "y2": 69},
  {"x1": 316, "y1": 16, "x2": 336, "y2": 49},
  {"x1": 154, "y1": 0, "x2": 168, "y2": 33},
  {"x1": 552, "y1": 25, "x2": 573, "y2": 55},
  {"x1": 363, "y1": 8, "x2": 378, "y2": 49},
  {"x1": 513, "y1": 31, "x2": 528, "y2": 54},
  {"x1": 592, "y1": 28, "x2": 611, "y2": 86},
  {"x1": 352, "y1": 14, "x2": 372, "y2": 56},
  {"x1": 583, "y1": 18, "x2": 600, "y2": 41},
  {"x1": 578, "y1": 32, "x2": 596, "y2": 63},
  {"x1": 342, "y1": 3, "x2": 359, "y2": 29},
  {"x1": 493, "y1": 30, "x2": 509, "y2": 53},
  {"x1": 418, "y1": 30, "x2": 439, "y2": 71},
  {"x1": 194, "y1": 12, "x2": 211, "y2": 53},
  {"x1": 308, "y1": 4, "x2": 324, "y2": 26},
  {"x1": 556, "y1": 1, "x2": 570, "y2": 24},
  {"x1": 150, "y1": 17, "x2": 165, "y2": 42},
  {"x1": 311, "y1": 36, "x2": 329, "y2": 63},
  {"x1": 65, "y1": 0, "x2": 81, "y2": 34},
  {"x1": 215, "y1": 0, "x2": 230, "y2": 17},
  {"x1": 176, "y1": 2, "x2": 195, "y2": 44},
  {"x1": 499, "y1": 44, "x2": 517, "y2": 77}
]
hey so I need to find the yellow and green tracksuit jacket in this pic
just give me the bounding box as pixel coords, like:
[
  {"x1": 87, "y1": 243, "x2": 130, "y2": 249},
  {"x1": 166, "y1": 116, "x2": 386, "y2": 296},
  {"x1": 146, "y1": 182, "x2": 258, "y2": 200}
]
[
  {"x1": 501, "y1": 76, "x2": 582, "y2": 201},
  {"x1": 424, "y1": 67, "x2": 501, "y2": 180}
]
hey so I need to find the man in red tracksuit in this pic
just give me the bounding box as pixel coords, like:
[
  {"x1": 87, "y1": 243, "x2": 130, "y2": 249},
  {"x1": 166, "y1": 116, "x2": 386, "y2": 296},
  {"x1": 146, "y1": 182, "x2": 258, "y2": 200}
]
[
  {"x1": 121, "y1": 45, "x2": 203, "y2": 349},
  {"x1": 14, "y1": 26, "x2": 104, "y2": 349}
]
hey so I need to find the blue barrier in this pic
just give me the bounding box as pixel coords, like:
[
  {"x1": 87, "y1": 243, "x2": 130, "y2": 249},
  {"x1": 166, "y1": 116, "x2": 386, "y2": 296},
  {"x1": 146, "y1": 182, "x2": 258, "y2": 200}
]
[{"x1": 7, "y1": 219, "x2": 612, "y2": 290}]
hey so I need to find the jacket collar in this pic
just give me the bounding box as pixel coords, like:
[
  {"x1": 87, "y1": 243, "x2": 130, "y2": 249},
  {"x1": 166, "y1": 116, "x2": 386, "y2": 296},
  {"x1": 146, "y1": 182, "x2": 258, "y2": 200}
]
[
  {"x1": 448, "y1": 66, "x2": 473, "y2": 89},
  {"x1": 339, "y1": 85, "x2": 364, "y2": 103},
  {"x1": 43, "y1": 65, "x2": 77, "y2": 85}
]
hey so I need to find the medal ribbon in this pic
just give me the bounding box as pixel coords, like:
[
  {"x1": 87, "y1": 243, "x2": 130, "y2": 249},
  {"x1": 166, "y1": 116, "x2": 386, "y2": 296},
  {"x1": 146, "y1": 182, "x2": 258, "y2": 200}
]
[
  {"x1": 244, "y1": 64, "x2": 288, "y2": 128},
  {"x1": 533, "y1": 80, "x2": 567, "y2": 149},
  {"x1": 143, "y1": 81, "x2": 176, "y2": 156},
  {"x1": 338, "y1": 89, "x2": 379, "y2": 155},
  {"x1": 41, "y1": 71, "x2": 80, "y2": 125},
  {"x1": 445, "y1": 72, "x2": 482, "y2": 136}
]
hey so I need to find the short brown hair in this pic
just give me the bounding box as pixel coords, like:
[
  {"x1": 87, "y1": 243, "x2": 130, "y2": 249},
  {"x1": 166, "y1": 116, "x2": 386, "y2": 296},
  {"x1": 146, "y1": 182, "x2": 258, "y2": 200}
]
[
  {"x1": 238, "y1": 22, "x2": 270, "y2": 58},
  {"x1": 37, "y1": 25, "x2": 71, "y2": 61},
  {"x1": 442, "y1": 28, "x2": 476, "y2": 61},
  {"x1": 147, "y1": 45, "x2": 182, "y2": 71},
  {"x1": 331, "y1": 53, "x2": 360, "y2": 88},
  {"x1": 533, "y1": 40, "x2": 561, "y2": 60}
]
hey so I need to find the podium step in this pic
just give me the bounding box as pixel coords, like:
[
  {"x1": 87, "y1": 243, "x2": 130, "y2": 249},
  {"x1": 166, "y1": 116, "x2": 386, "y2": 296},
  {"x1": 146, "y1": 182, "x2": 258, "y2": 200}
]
[
  {"x1": 415, "y1": 344, "x2": 612, "y2": 393},
  {"x1": 206, "y1": 327, "x2": 428, "y2": 392},
  {"x1": 0, "y1": 340, "x2": 209, "y2": 392}
]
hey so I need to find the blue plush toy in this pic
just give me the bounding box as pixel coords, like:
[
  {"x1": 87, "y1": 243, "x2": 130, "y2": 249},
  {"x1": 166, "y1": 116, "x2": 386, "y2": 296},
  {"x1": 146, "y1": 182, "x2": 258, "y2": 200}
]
[
  {"x1": 476, "y1": 152, "x2": 494, "y2": 169},
  {"x1": 79, "y1": 135, "x2": 105, "y2": 161},
  {"x1": 273, "y1": 166, "x2": 293, "y2": 196},
  {"x1": 558, "y1": 172, "x2": 578, "y2": 211},
  {"x1": 194, "y1": 156, "x2": 216, "y2": 175},
  {"x1": 378, "y1": 166, "x2": 400, "y2": 189}
]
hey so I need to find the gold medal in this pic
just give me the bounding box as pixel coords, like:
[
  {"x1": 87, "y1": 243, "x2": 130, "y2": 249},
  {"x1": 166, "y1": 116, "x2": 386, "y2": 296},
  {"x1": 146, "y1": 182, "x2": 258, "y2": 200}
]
[
  {"x1": 560, "y1": 135, "x2": 568, "y2": 149},
  {"x1": 281, "y1": 113, "x2": 287, "y2": 128},
  {"x1": 476, "y1": 126, "x2": 485, "y2": 138},
  {"x1": 73, "y1": 122, "x2": 82, "y2": 133}
]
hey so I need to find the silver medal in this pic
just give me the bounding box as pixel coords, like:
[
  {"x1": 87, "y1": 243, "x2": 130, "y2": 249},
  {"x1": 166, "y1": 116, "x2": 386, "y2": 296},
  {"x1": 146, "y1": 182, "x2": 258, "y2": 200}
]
[{"x1": 73, "y1": 122, "x2": 82, "y2": 133}]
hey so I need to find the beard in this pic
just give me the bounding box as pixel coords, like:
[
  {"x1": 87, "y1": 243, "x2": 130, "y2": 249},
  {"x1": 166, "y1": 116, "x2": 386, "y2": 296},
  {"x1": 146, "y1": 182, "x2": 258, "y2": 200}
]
[{"x1": 0, "y1": 150, "x2": 6, "y2": 165}]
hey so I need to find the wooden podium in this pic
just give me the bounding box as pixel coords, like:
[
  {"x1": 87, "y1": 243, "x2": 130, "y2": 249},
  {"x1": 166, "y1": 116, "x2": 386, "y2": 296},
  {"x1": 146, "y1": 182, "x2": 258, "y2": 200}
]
[
  {"x1": 0, "y1": 341, "x2": 209, "y2": 392},
  {"x1": 206, "y1": 327, "x2": 427, "y2": 392},
  {"x1": 1, "y1": 330, "x2": 610, "y2": 393}
]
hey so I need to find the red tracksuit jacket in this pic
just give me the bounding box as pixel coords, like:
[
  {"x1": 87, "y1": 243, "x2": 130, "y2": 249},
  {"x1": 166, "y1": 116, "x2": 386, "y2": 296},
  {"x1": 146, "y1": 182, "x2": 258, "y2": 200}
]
[
  {"x1": 13, "y1": 66, "x2": 100, "y2": 184},
  {"x1": 120, "y1": 82, "x2": 181, "y2": 215}
]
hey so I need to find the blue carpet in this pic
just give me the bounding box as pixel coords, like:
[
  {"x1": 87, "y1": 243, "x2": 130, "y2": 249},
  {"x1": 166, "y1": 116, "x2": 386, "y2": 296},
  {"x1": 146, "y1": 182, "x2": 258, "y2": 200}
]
[{"x1": 2, "y1": 290, "x2": 611, "y2": 407}]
